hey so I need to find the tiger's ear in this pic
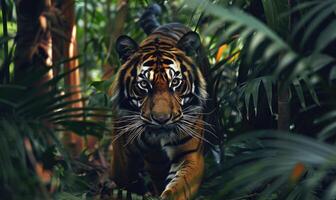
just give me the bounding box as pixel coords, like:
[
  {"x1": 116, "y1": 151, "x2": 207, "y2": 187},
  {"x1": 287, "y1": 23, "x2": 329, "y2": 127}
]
[
  {"x1": 116, "y1": 35, "x2": 139, "y2": 62},
  {"x1": 176, "y1": 31, "x2": 201, "y2": 56}
]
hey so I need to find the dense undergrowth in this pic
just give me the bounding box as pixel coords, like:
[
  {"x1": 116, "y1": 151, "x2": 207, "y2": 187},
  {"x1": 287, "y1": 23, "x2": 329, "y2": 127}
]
[{"x1": 1, "y1": 0, "x2": 336, "y2": 199}]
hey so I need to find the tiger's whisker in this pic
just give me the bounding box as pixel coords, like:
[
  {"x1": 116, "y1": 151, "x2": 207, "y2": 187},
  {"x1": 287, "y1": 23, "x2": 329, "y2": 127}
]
[
  {"x1": 124, "y1": 124, "x2": 144, "y2": 146},
  {"x1": 177, "y1": 124, "x2": 214, "y2": 147},
  {"x1": 113, "y1": 121, "x2": 143, "y2": 143},
  {"x1": 182, "y1": 115, "x2": 214, "y2": 128},
  {"x1": 180, "y1": 119, "x2": 217, "y2": 138},
  {"x1": 124, "y1": 128, "x2": 141, "y2": 146}
]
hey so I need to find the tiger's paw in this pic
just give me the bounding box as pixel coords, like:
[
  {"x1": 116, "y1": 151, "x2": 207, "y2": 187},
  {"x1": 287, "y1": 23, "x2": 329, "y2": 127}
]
[{"x1": 160, "y1": 189, "x2": 174, "y2": 200}]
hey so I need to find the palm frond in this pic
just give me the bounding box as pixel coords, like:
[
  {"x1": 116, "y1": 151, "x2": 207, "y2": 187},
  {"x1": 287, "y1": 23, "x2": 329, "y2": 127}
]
[
  {"x1": 188, "y1": 0, "x2": 335, "y2": 117},
  {"x1": 202, "y1": 131, "x2": 336, "y2": 200}
]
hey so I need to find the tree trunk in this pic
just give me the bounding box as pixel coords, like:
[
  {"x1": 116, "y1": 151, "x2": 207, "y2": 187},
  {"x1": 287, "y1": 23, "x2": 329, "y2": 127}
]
[
  {"x1": 277, "y1": 85, "x2": 290, "y2": 131},
  {"x1": 54, "y1": 0, "x2": 84, "y2": 156},
  {"x1": 277, "y1": 0, "x2": 292, "y2": 131},
  {"x1": 14, "y1": 0, "x2": 53, "y2": 85}
]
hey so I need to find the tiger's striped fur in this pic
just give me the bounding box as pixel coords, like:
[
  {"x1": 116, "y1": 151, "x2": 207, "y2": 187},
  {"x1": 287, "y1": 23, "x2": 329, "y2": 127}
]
[{"x1": 108, "y1": 5, "x2": 210, "y2": 200}]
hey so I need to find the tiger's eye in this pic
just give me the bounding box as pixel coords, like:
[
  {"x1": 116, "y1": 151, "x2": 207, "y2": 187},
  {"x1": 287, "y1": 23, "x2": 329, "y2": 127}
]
[
  {"x1": 171, "y1": 78, "x2": 181, "y2": 87},
  {"x1": 138, "y1": 80, "x2": 148, "y2": 88},
  {"x1": 140, "y1": 81, "x2": 147, "y2": 87}
]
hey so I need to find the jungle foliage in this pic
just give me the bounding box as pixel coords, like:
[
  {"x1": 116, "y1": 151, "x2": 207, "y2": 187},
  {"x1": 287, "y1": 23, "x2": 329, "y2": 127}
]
[{"x1": 1, "y1": 0, "x2": 336, "y2": 199}]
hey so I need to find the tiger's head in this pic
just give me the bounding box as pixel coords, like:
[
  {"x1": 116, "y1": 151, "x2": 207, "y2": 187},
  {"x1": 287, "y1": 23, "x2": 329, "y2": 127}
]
[{"x1": 109, "y1": 32, "x2": 208, "y2": 141}]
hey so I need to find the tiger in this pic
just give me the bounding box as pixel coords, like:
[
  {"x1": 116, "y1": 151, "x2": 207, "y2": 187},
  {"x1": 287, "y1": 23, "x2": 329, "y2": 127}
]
[{"x1": 108, "y1": 4, "x2": 212, "y2": 200}]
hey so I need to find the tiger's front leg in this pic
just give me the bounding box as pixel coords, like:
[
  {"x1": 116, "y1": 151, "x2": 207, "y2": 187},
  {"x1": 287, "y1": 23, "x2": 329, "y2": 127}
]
[
  {"x1": 109, "y1": 136, "x2": 148, "y2": 195},
  {"x1": 160, "y1": 137, "x2": 204, "y2": 200}
]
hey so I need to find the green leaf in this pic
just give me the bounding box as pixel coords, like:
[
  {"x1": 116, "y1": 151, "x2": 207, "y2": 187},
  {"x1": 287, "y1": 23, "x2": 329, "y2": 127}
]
[
  {"x1": 247, "y1": 32, "x2": 266, "y2": 64},
  {"x1": 90, "y1": 78, "x2": 113, "y2": 93},
  {"x1": 302, "y1": 77, "x2": 319, "y2": 106},
  {"x1": 292, "y1": 80, "x2": 306, "y2": 108},
  {"x1": 54, "y1": 192, "x2": 83, "y2": 200},
  {"x1": 207, "y1": 131, "x2": 336, "y2": 199},
  {"x1": 262, "y1": 76, "x2": 274, "y2": 114},
  {"x1": 316, "y1": 21, "x2": 336, "y2": 52},
  {"x1": 330, "y1": 66, "x2": 336, "y2": 83},
  {"x1": 308, "y1": 54, "x2": 335, "y2": 74},
  {"x1": 56, "y1": 120, "x2": 109, "y2": 138},
  {"x1": 187, "y1": 0, "x2": 289, "y2": 47},
  {"x1": 318, "y1": 122, "x2": 336, "y2": 141},
  {"x1": 261, "y1": 0, "x2": 289, "y2": 37},
  {"x1": 292, "y1": 1, "x2": 332, "y2": 38},
  {"x1": 300, "y1": 2, "x2": 336, "y2": 48}
]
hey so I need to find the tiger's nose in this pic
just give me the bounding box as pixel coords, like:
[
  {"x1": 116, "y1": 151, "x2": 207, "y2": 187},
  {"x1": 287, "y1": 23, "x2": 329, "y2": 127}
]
[{"x1": 151, "y1": 112, "x2": 171, "y2": 124}]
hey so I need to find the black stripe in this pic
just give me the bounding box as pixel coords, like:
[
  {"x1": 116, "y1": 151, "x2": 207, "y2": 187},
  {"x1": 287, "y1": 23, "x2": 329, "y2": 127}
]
[
  {"x1": 180, "y1": 65, "x2": 187, "y2": 73},
  {"x1": 161, "y1": 52, "x2": 175, "y2": 59},
  {"x1": 141, "y1": 39, "x2": 175, "y2": 50},
  {"x1": 163, "y1": 135, "x2": 192, "y2": 147},
  {"x1": 142, "y1": 53, "x2": 153, "y2": 61},
  {"x1": 125, "y1": 77, "x2": 133, "y2": 100},
  {"x1": 143, "y1": 60, "x2": 155, "y2": 66},
  {"x1": 130, "y1": 64, "x2": 137, "y2": 76},
  {"x1": 130, "y1": 96, "x2": 142, "y2": 101},
  {"x1": 141, "y1": 48, "x2": 155, "y2": 52},
  {"x1": 180, "y1": 93, "x2": 193, "y2": 99},
  {"x1": 132, "y1": 87, "x2": 143, "y2": 97},
  {"x1": 118, "y1": 67, "x2": 128, "y2": 100},
  {"x1": 172, "y1": 28, "x2": 186, "y2": 36},
  {"x1": 170, "y1": 148, "x2": 198, "y2": 164},
  {"x1": 154, "y1": 31, "x2": 180, "y2": 41},
  {"x1": 162, "y1": 59, "x2": 174, "y2": 65}
]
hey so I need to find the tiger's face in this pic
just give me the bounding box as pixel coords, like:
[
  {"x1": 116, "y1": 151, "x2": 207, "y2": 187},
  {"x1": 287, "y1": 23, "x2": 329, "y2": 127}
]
[
  {"x1": 136, "y1": 56, "x2": 193, "y2": 128},
  {"x1": 110, "y1": 32, "x2": 207, "y2": 141}
]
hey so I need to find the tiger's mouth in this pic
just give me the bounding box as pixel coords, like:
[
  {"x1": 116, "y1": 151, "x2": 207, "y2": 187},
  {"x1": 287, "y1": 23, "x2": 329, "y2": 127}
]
[
  {"x1": 146, "y1": 123, "x2": 177, "y2": 131},
  {"x1": 145, "y1": 124, "x2": 180, "y2": 141},
  {"x1": 138, "y1": 115, "x2": 180, "y2": 136},
  {"x1": 140, "y1": 114, "x2": 182, "y2": 128}
]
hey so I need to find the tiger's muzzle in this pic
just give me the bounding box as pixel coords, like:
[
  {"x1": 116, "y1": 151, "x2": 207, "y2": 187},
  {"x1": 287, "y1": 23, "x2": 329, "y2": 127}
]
[{"x1": 140, "y1": 90, "x2": 182, "y2": 128}]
